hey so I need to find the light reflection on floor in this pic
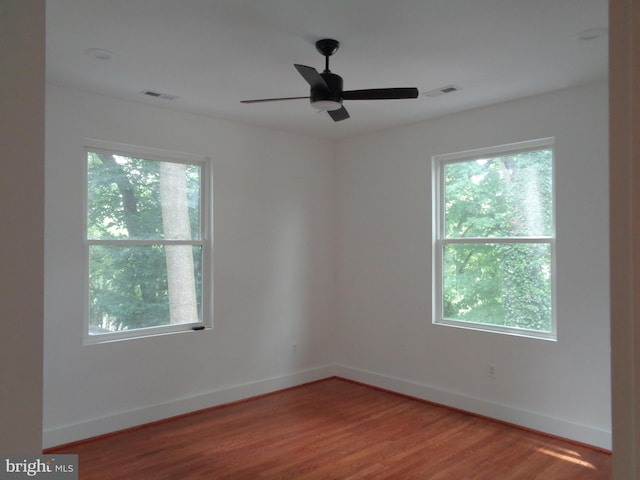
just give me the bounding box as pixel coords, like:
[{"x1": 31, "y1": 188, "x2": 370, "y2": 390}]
[{"x1": 537, "y1": 446, "x2": 597, "y2": 470}]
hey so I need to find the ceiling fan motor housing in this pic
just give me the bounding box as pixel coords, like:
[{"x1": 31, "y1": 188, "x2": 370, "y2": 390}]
[{"x1": 311, "y1": 72, "x2": 343, "y2": 105}]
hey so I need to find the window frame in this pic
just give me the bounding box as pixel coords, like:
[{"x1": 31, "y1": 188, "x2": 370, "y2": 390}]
[
  {"x1": 432, "y1": 138, "x2": 556, "y2": 341},
  {"x1": 83, "y1": 139, "x2": 213, "y2": 344}
]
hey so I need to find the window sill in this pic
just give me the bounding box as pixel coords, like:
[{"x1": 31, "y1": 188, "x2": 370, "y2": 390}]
[
  {"x1": 83, "y1": 325, "x2": 212, "y2": 345},
  {"x1": 433, "y1": 319, "x2": 557, "y2": 341}
]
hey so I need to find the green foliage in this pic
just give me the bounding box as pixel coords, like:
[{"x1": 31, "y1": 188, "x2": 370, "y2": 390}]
[
  {"x1": 442, "y1": 149, "x2": 553, "y2": 332},
  {"x1": 87, "y1": 152, "x2": 202, "y2": 334},
  {"x1": 89, "y1": 245, "x2": 171, "y2": 331}
]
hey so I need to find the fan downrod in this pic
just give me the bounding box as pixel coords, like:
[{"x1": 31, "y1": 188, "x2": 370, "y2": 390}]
[{"x1": 316, "y1": 38, "x2": 339, "y2": 72}]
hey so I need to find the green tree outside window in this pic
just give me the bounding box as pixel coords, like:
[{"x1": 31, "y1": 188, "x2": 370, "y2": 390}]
[
  {"x1": 87, "y1": 150, "x2": 204, "y2": 335},
  {"x1": 436, "y1": 142, "x2": 554, "y2": 336}
]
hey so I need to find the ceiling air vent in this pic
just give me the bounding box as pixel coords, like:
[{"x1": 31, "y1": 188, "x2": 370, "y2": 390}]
[
  {"x1": 140, "y1": 90, "x2": 178, "y2": 101},
  {"x1": 423, "y1": 85, "x2": 461, "y2": 98}
]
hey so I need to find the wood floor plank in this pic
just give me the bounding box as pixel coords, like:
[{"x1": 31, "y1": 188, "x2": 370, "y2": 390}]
[{"x1": 48, "y1": 377, "x2": 611, "y2": 479}]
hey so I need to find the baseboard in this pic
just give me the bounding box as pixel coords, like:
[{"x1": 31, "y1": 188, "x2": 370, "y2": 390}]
[
  {"x1": 333, "y1": 365, "x2": 612, "y2": 451},
  {"x1": 43, "y1": 364, "x2": 612, "y2": 451},
  {"x1": 42, "y1": 365, "x2": 334, "y2": 449}
]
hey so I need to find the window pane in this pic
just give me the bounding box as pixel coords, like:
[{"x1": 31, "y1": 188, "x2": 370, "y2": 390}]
[
  {"x1": 444, "y1": 149, "x2": 552, "y2": 238},
  {"x1": 87, "y1": 152, "x2": 201, "y2": 240},
  {"x1": 88, "y1": 245, "x2": 202, "y2": 334},
  {"x1": 443, "y1": 242, "x2": 552, "y2": 332}
]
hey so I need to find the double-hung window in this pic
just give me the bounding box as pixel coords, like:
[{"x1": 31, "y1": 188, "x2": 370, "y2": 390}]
[
  {"x1": 85, "y1": 140, "x2": 212, "y2": 343},
  {"x1": 433, "y1": 138, "x2": 555, "y2": 340}
]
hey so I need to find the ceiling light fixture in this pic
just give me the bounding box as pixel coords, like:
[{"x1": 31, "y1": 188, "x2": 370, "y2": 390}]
[
  {"x1": 311, "y1": 99, "x2": 343, "y2": 112},
  {"x1": 84, "y1": 48, "x2": 114, "y2": 60},
  {"x1": 578, "y1": 28, "x2": 606, "y2": 41}
]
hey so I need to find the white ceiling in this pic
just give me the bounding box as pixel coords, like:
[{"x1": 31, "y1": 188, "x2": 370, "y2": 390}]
[{"x1": 46, "y1": 0, "x2": 608, "y2": 140}]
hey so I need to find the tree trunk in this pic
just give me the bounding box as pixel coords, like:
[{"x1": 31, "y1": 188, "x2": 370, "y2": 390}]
[{"x1": 159, "y1": 162, "x2": 199, "y2": 324}]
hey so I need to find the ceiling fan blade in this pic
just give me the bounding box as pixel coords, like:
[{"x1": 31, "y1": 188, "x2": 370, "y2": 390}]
[
  {"x1": 327, "y1": 106, "x2": 350, "y2": 122},
  {"x1": 294, "y1": 64, "x2": 328, "y2": 90},
  {"x1": 241, "y1": 96, "x2": 309, "y2": 104},
  {"x1": 342, "y1": 87, "x2": 419, "y2": 100}
]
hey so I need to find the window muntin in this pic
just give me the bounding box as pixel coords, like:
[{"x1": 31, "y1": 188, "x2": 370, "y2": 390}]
[
  {"x1": 85, "y1": 141, "x2": 211, "y2": 342},
  {"x1": 433, "y1": 139, "x2": 555, "y2": 339}
]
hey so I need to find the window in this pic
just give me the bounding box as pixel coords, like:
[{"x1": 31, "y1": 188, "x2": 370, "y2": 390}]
[
  {"x1": 85, "y1": 140, "x2": 212, "y2": 343},
  {"x1": 433, "y1": 138, "x2": 555, "y2": 339}
]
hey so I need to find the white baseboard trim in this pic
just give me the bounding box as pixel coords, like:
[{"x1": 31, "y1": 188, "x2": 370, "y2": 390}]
[
  {"x1": 43, "y1": 365, "x2": 334, "y2": 449},
  {"x1": 44, "y1": 364, "x2": 611, "y2": 451},
  {"x1": 333, "y1": 365, "x2": 611, "y2": 451}
]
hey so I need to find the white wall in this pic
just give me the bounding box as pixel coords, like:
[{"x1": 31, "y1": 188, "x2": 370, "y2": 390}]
[
  {"x1": 0, "y1": 0, "x2": 45, "y2": 453},
  {"x1": 334, "y1": 81, "x2": 611, "y2": 449},
  {"x1": 43, "y1": 85, "x2": 337, "y2": 447}
]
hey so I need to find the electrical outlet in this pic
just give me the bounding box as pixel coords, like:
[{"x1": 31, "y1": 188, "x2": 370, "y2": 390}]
[
  {"x1": 488, "y1": 363, "x2": 496, "y2": 378},
  {"x1": 292, "y1": 344, "x2": 297, "y2": 354}
]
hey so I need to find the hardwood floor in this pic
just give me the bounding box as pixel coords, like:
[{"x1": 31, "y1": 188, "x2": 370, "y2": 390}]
[{"x1": 48, "y1": 377, "x2": 611, "y2": 479}]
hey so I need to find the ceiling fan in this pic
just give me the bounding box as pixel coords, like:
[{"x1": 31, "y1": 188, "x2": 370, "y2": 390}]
[{"x1": 241, "y1": 39, "x2": 419, "y2": 122}]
